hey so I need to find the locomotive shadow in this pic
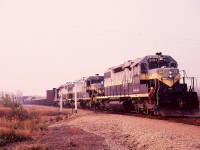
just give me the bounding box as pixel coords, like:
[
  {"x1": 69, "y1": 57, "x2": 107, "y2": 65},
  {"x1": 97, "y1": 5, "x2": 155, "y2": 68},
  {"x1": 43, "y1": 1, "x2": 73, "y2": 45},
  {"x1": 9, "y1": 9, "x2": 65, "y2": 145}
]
[{"x1": 158, "y1": 107, "x2": 200, "y2": 117}]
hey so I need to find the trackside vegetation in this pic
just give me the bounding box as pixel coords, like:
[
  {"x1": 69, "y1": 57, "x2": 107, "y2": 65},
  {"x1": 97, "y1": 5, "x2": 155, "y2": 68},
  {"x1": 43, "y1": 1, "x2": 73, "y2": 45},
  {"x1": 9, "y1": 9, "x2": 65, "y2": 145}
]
[{"x1": 0, "y1": 93, "x2": 66, "y2": 148}]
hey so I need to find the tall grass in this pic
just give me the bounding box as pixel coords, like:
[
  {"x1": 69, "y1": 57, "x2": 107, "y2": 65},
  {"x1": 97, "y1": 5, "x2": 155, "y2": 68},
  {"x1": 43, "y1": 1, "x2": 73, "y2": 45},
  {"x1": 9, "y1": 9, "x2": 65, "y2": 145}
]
[
  {"x1": 0, "y1": 127, "x2": 30, "y2": 146},
  {"x1": 0, "y1": 105, "x2": 32, "y2": 146},
  {"x1": 0, "y1": 99, "x2": 65, "y2": 147}
]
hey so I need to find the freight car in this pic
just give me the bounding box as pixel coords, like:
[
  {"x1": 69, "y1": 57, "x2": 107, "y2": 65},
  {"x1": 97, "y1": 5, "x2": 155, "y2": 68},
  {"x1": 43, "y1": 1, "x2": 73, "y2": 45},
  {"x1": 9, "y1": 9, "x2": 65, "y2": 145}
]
[{"x1": 55, "y1": 52, "x2": 199, "y2": 116}]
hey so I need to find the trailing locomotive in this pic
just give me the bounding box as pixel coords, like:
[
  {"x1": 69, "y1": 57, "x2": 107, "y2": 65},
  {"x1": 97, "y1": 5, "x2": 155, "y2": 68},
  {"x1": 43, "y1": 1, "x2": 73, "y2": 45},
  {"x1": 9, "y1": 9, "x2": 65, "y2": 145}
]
[
  {"x1": 55, "y1": 52, "x2": 199, "y2": 116},
  {"x1": 54, "y1": 75, "x2": 104, "y2": 108}
]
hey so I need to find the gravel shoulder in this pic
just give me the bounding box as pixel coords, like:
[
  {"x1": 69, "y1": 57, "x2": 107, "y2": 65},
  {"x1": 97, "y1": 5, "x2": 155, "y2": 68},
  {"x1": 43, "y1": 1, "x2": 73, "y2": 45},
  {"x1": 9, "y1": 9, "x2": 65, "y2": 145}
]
[
  {"x1": 52, "y1": 109, "x2": 200, "y2": 150},
  {"x1": 5, "y1": 107, "x2": 200, "y2": 150}
]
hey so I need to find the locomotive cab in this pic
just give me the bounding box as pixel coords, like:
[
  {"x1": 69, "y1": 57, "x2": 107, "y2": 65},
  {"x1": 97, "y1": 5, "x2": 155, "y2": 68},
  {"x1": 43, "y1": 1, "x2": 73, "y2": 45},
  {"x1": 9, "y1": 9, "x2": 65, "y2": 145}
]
[
  {"x1": 75, "y1": 75, "x2": 104, "y2": 109},
  {"x1": 142, "y1": 53, "x2": 199, "y2": 116}
]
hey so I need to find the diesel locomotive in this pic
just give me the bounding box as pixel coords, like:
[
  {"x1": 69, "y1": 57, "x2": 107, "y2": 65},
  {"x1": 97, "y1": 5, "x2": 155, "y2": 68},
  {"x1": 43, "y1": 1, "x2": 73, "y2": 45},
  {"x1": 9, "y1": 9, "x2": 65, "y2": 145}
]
[{"x1": 54, "y1": 52, "x2": 199, "y2": 116}]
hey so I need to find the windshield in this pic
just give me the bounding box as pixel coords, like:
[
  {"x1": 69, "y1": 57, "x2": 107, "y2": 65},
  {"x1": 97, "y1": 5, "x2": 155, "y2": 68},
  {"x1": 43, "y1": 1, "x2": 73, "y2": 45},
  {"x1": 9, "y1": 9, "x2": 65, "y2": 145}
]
[
  {"x1": 91, "y1": 80, "x2": 103, "y2": 84},
  {"x1": 148, "y1": 58, "x2": 169, "y2": 69}
]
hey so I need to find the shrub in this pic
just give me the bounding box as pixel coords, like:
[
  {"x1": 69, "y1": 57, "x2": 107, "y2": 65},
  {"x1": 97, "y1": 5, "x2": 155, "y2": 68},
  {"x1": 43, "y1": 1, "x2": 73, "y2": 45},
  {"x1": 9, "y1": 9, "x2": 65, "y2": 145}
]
[
  {"x1": 14, "y1": 144, "x2": 49, "y2": 150},
  {"x1": 67, "y1": 140, "x2": 78, "y2": 147},
  {"x1": 0, "y1": 107, "x2": 10, "y2": 118},
  {"x1": 56, "y1": 115, "x2": 63, "y2": 122},
  {"x1": 1, "y1": 94, "x2": 12, "y2": 107},
  {"x1": 0, "y1": 128, "x2": 30, "y2": 146},
  {"x1": 0, "y1": 105, "x2": 70, "y2": 147},
  {"x1": 27, "y1": 144, "x2": 49, "y2": 150},
  {"x1": 31, "y1": 123, "x2": 48, "y2": 131},
  {"x1": 0, "y1": 97, "x2": 29, "y2": 121},
  {"x1": 8, "y1": 105, "x2": 28, "y2": 121}
]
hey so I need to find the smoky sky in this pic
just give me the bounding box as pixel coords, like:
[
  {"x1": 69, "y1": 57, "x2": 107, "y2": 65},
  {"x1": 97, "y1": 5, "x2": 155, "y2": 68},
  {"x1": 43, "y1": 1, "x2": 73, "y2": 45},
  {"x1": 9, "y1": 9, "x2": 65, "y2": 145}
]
[{"x1": 0, "y1": 0, "x2": 200, "y2": 96}]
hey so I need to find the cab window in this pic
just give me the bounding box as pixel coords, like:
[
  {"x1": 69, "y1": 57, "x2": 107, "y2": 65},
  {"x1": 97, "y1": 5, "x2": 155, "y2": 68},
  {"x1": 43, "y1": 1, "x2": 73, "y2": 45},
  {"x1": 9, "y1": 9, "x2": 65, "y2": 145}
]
[
  {"x1": 141, "y1": 63, "x2": 147, "y2": 73},
  {"x1": 133, "y1": 65, "x2": 139, "y2": 75},
  {"x1": 170, "y1": 63, "x2": 177, "y2": 68}
]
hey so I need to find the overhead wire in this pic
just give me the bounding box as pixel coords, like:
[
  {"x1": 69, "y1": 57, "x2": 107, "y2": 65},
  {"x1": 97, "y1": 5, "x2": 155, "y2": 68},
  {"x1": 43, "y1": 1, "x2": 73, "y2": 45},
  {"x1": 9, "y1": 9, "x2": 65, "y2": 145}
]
[{"x1": 0, "y1": 15, "x2": 200, "y2": 45}]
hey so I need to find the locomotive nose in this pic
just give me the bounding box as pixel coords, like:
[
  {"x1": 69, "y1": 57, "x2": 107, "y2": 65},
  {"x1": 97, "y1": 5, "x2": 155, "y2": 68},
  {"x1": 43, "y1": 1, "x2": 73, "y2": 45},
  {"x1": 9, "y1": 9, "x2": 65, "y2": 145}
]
[
  {"x1": 149, "y1": 68, "x2": 180, "y2": 87},
  {"x1": 164, "y1": 69, "x2": 180, "y2": 87}
]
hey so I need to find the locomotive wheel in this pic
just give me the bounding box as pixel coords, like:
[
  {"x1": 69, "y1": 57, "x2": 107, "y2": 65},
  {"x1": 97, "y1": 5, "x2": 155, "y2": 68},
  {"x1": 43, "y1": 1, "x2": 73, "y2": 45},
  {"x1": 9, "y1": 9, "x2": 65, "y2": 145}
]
[
  {"x1": 133, "y1": 104, "x2": 140, "y2": 113},
  {"x1": 143, "y1": 100, "x2": 148, "y2": 114},
  {"x1": 143, "y1": 107, "x2": 149, "y2": 114}
]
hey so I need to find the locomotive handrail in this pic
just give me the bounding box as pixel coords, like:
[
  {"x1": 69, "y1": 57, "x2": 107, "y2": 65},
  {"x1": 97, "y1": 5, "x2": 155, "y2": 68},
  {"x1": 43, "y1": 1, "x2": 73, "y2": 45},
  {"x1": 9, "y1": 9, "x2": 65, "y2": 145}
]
[{"x1": 179, "y1": 70, "x2": 198, "y2": 92}]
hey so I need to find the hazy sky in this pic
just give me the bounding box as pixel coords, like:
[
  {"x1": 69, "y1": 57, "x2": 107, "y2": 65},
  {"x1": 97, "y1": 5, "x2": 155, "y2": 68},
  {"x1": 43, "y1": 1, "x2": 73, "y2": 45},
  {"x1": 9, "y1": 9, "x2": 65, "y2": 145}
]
[{"x1": 0, "y1": 0, "x2": 200, "y2": 96}]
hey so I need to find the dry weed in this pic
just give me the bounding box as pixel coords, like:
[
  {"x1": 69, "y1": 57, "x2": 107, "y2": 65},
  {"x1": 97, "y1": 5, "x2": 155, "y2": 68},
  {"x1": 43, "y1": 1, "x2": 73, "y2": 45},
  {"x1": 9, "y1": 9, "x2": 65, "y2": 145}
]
[
  {"x1": 0, "y1": 105, "x2": 69, "y2": 147},
  {"x1": 14, "y1": 143, "x2": 49, "y2": 150},
  {"x1": 0, "y1": 127, "x2": 30, "y2": 146}
]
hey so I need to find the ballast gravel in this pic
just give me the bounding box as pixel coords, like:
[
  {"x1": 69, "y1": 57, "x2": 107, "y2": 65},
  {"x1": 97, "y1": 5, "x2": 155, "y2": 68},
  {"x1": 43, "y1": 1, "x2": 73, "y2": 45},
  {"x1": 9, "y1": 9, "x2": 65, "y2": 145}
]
[{"x1": 54, "y1": 110, "x2": 200, "y2": 150}]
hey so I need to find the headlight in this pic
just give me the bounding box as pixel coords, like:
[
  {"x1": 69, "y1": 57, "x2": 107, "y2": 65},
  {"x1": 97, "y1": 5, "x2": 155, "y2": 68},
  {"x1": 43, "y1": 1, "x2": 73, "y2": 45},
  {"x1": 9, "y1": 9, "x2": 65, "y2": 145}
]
[
  {"x1": 158, "y1": 69, "x2": 165, "y2": 74},
  {"x1": 169, "y1": 75, "x2": 172, "y2": 78},
  {"x1": 169, "y1": 71, "x2": 172, "y2": 75},
  {"x1": 174, "y1": 70, "x2": 179, "y2": 74}
]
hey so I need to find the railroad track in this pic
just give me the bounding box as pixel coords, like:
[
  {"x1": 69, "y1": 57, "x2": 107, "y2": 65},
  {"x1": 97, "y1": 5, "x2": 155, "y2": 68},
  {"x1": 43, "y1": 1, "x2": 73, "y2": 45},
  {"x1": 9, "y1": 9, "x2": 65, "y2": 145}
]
[
  {"x1": 90, "y1": 109, "x2": 200, "y2": 126},
  {"x1": 51, "y1": 103, "x2": 200, "y2": 126}
]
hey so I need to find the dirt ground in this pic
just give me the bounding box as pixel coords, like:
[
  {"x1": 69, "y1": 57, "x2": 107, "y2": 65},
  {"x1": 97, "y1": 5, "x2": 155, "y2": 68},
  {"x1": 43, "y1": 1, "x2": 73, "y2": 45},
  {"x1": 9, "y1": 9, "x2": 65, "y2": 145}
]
[
  {"x1": 4, "y1": 106, "x2": 200, "y2": 150},
  {"x1": 7, "y1": 126, "x2": 109, "y2": 150}
]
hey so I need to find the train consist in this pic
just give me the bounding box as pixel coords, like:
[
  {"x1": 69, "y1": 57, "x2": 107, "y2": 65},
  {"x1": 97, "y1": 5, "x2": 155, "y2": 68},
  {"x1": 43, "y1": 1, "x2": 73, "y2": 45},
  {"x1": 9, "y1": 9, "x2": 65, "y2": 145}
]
[{"x1": 54, "y1": 52, "x2": 199, "y2": 116}]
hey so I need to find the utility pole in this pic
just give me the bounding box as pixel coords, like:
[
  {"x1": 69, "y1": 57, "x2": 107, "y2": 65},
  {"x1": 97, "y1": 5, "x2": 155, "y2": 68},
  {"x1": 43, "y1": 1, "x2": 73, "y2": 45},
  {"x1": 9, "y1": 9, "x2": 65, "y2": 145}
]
[
  {"x1": 74, "y1": 83, "x2": 78, "y2": 113},
  {"x1": 59, "y1": 91, "x2": 63, "y2": 112}
]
